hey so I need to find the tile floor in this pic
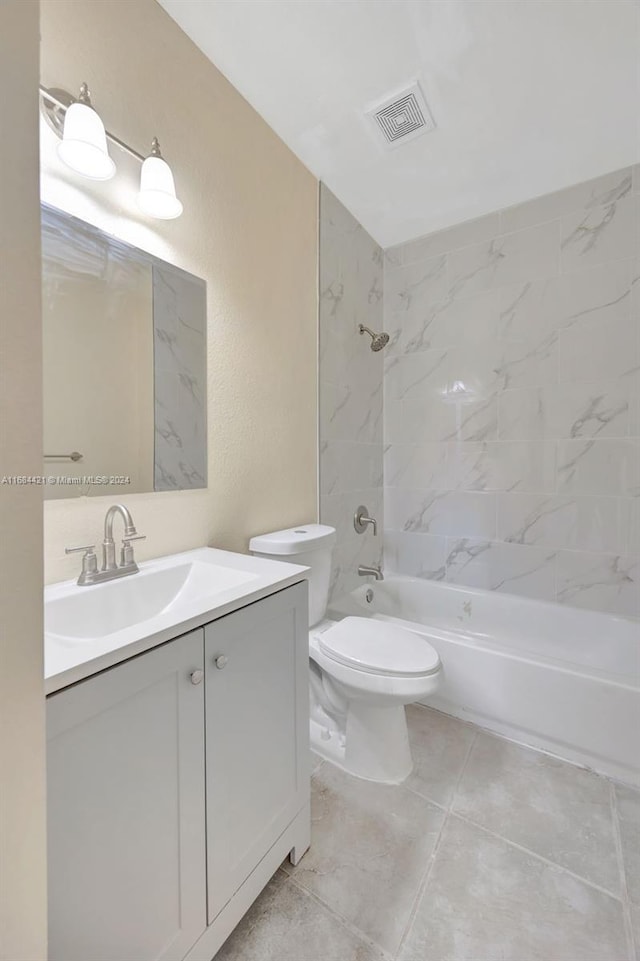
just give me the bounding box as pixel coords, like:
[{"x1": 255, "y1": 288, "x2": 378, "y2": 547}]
[{"x1": 216, "y1": 705, "x2": 639, "y2": 961}]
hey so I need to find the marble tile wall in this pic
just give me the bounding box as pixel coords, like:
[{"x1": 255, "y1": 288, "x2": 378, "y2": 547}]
[
  {"x1": 319, "y1": 186, "x2": 384, "y2": 600},
  {"x1": 383, "y1": 166, "x2": 640, "y2": 618},
  {"x1": 153, "y1": 263, "x2": 207, "y2": 491}
]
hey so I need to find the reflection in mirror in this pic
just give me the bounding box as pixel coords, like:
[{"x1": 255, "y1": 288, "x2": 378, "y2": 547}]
[{"x1": 41, "y1": 205, "x2": 207, "y2": 498}]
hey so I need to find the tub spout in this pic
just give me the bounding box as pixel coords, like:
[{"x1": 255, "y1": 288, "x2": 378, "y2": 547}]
[{"x1": 358, "y1": 564, "x2": 384, "y2": 581}]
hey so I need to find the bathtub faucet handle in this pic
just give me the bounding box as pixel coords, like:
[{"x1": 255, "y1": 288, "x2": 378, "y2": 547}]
[{"x1": 354, "y1": 505, "x2": 377, "y2": 536}]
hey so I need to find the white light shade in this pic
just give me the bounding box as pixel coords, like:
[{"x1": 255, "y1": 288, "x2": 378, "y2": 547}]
[
  {"x1": 137, "y1": 155, "x2": 183, "y2": 220},
  {"x1": 57, "y1": 101, "x2": 116, "y2": 181}
]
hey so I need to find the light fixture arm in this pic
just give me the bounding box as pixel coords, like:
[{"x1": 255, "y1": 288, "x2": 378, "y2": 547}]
[{"x1": 39, "y1": 84, "x2": 147, "y2": 163}]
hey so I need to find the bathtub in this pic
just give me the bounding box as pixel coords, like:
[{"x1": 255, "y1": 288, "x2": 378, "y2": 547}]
[{"x1": 330, "y1": 576, "x2": 640, "y2": 786}]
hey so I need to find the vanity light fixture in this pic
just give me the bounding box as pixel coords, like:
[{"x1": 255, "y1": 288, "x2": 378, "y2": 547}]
[
  {"x1": 57, "y1": 83, "x2": 116, "y2": 181},
  {"x1": 40, "y1": 83, "x2": 183, "y2": 219},
  {"x1": 137, "y1": 138, "x2": 183, "y2": 220}
]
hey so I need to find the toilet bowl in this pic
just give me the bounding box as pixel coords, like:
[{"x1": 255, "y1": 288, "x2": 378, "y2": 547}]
[
  {"x1": 309, "y1": 616, "x2": 440, "y2": 782},
  {"x1": 249, "y1": 524, "x2": 442, "y2": 784}
]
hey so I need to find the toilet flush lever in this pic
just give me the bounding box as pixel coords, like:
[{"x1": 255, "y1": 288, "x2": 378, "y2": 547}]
[{"x1": 354, "y1": 505, "x2": 377, "y2": 536}]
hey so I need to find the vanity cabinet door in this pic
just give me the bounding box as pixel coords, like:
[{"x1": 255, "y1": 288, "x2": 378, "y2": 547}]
[
  {"x1": 205, "y1": 582, "x2": 309, "y2": 922},
  {"x1": 47, "y1": 630, "x2": 207, "y2": 961}
]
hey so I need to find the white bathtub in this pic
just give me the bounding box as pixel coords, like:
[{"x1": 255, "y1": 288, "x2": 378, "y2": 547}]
[{"x1": 330, "y1": 576, "x2": 640, "y2": 786}]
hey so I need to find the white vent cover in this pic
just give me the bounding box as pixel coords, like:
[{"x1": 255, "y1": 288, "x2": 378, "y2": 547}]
[{"x1": 366, "y1": 81, "x2": 435, "y2": 148}]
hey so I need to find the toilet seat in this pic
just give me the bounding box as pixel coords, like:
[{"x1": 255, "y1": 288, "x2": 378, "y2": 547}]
[{"x1": 317, "y1": 616, "x2": 440, "y2": 678}]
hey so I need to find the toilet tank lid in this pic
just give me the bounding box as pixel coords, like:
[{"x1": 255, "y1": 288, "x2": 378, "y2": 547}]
[{"x1": 249, "y1": 524, "x2": 336, "y2": 555}]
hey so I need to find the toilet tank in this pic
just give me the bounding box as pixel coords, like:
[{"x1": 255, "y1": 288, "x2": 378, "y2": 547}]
[{"x1": 249, "y1": 524, "x2": 336, "y2": 627}]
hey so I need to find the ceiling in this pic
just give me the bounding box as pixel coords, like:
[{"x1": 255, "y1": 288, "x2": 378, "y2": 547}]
[{"x1": 158, "y1": 0, "x2": 639, "y2": 248}]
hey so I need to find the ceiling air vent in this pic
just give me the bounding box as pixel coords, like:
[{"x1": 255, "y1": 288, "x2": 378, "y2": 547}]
[{"x1": 366, "y1": 82, "x2": 435, "y2": 148}]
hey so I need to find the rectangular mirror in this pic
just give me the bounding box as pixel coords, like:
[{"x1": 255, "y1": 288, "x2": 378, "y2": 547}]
[{"x1": 41, "y1": 205, "x2": 207, "y2": 498}]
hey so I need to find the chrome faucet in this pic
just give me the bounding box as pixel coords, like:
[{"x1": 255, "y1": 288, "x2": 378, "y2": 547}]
[
  {"x1": 102, "y1": 504, "x2": 142, "y2": 571},
  {"x1": 357, "y1": 564, "x2": 384, "y2": 581},
  {"x1": 66, "y1": 504, "x2": 146, "y2": 586}
]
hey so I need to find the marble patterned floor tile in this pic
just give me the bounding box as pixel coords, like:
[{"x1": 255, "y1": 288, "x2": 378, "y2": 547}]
[
  {"x1": 405, "y1": 705, "x2": 476, "y2": 807},
  {"x1": 398, "y1": 815, "x2": 628, "y2": 961},
  {"x1": 616, "y1": 783, "x2": 640, "y2": 905},
  {"x1": 215, "y1": 870, "x2": 386, "y2": 961},
  {"x1": 286, "y1": 760, "x2": 445, "y2": 955},
  {"x1": 452, "y1": 733, "x2": 620, "y2": 893}
]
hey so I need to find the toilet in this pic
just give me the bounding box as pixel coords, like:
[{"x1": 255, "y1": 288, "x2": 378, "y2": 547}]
[{"x1": 249, "y1": 524, "x2": 441, "y2": 784}]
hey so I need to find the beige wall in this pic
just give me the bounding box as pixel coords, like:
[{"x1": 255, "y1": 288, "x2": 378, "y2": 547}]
[
  {"x1": 40, "y1": 0, "x2": 318, "y2": 583},
  {"x1": 0, "y1": 2, "x2": 48, "y2": 958}
]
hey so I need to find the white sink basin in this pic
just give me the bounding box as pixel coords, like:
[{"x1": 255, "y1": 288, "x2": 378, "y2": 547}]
[
  {"x1": 44, "y1": 547, "x2": 308, "y2": 693},
  {"x1": 46, "y1": 560, "x2": 256, "y2": 640}
]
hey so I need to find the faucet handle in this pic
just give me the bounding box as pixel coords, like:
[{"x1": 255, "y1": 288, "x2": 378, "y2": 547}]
[
  {"x1": 354, "y1": 505, "x2": 377, "y2": 536},
  {"x1": 65, "y1": 544, "x2": 96, "y2": 555},
  {"x1": 120, "y1": 534, "x2": 145, "y2": 568},
  {"x1": 65, "y1": 544, "x2": 98, "y2": 581}
]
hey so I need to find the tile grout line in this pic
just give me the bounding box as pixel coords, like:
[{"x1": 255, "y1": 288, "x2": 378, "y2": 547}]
[
  {"x1": 390, "y1": 172, "x2": 633, "y2": 266},
  {"x1": 402, "y1": 782, "x2": 449, "y2": 813},
  {"x1": 449, "y1": 728, "x2": 479, "y2": 803},
  {"x1": 610, "y1": 780, "x2": 637, "y2": 961},
  {"x1": 451, "y1": 808, "x2": 625, "y2": 903},
  {"x1": 393, "y1": 811, "x2": 451, "y2": 961},
  {"x1": 417, "y1": 702, "x2": 637, "y2": 783},
  {"x1": 304, "y1": 718, "x2": 635, "y2": 958},
  {"x1": 394, "y1": 729, "x2": 479, "y2": 959},
  {"x1": 294, "y1": 724, "x2": 482, "y2": 960},
  {"x1": 283, "y1": 871, "x2": 394, "y2": 961}
]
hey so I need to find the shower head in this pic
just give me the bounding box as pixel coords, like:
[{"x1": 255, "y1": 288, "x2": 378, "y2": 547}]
[{"x1": 359, "y1": 324, "x2": 390, "y2": 352}]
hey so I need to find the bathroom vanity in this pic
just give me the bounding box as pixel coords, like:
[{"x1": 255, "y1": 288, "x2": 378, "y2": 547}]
[{"x1": 45, "y1": 548, "x2": 310, "y2": 961}]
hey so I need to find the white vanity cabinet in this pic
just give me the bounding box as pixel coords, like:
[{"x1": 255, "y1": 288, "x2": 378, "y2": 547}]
[
  {"x1": 47, "y1": 627, "x2": 207, "y2": 961},
  {"x1": 47, "y1": 581, "x2": 309, "y2": 961},
  {"x1": 205, "y1": 585, "x2": 309, "y2": 922}
]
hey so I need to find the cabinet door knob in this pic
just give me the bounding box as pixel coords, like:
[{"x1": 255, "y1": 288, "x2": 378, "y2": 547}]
[
  {"x1": 215, "y1": 655, "x2": 228, "y2": 670},
  {"x1": 190, "y1": 669, "x2": 204, "y2": 685}
]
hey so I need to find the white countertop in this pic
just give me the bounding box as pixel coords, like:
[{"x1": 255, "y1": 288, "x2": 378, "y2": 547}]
[{"x1": 45, "y1": 547, "x2": 308, "y2": 695}]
